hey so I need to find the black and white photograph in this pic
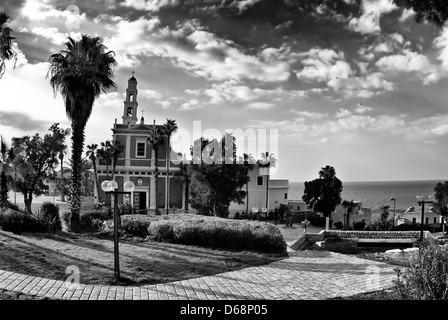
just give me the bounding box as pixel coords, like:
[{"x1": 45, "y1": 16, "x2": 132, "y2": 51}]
[{"x1": 0, "y1": 0, "x2": 447, "y2": 310}]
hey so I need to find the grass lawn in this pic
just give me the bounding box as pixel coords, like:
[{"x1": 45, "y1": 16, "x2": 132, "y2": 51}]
[{"x1": 0, "y1": 229, "x2": 285, "y2": 287}]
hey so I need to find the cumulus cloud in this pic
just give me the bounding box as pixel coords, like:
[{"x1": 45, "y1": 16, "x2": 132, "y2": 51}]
[
  {"x1": 120, "y1": 0, "x2": 180, "y2": 12},
  {"x1": 0, "y1": 111, "x2": 49, "y2": 132},
  {"x1": 180, "y1": 99, "x2": 201, "y2": 111},
  {"x1": 245, "y1": 102, "x2": 275, "y2": 110}
]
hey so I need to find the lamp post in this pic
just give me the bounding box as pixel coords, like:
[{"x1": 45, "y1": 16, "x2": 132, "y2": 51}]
[
  {"x1": 389, "y1": 196, "x2": 396, "y2": 224},
  {"x1": 416, "y1": 194, "x2": 434, "y2": 242},
  {"x1": 101, "y1": 180, "x2": 135, "y2": 282}
]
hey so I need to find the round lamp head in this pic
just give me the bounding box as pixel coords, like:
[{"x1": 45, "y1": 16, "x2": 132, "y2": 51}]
[
  {"x1": 124, "y1": 181, "x2": 135, "y2": 192},
  {"x1": 101, "y1": 180, "x2": 111, "y2": 192},
  {"x1": 110, "y1": 180, "x2": 118, "y2": 190}
]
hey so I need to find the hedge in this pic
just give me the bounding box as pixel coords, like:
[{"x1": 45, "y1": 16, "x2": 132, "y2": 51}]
[{"x1": 121, "y1": 214, "x2": 287, "y2": 254}]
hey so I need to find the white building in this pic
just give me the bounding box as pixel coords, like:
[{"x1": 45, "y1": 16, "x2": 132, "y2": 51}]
[{"x1": 228, "y1": 166, "x2": 289, "y2": 213}]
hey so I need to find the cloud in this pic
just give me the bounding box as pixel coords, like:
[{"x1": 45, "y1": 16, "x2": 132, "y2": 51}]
[
  {"x1": 348, "y1": 0, "x2": 397, "y2": 34},
  {"x1": 245, "y1": 102, "x2": 275, "y2": 110},
  {"x1": 376, "y1": 49, "x2": 438, "y2": 84},
  {"x1": 120, "y1": 0, "x2": 180, "y2": 12},
  {"x1": 335, "y1": 108, "x2": 352, "y2": 118},
  {"x1": 180, "y1": 99, "x2": 201, "y2": 111},
  {"x1": 354, "y1": 103, "x2": 373, "y2": 114},
  {"x1": 0, "y1": 111, "x2": 49, "y2": 132},
  {"x1": 293, "y1": 111, "x2": 328, "y2": 120},
  {"x1": 139, "y1": 89, "x2": 163, "y2": 100}
]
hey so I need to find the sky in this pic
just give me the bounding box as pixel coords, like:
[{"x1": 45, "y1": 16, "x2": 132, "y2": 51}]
[{"x1": 1, "y1": 0, "x2": 448, "y2": 183}]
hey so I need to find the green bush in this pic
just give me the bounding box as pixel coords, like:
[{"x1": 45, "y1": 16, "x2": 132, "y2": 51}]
[
  {"x1": 334, "y1": 221, "x2": 343, "y2": 229},
  {"x1": 37, "y1": 202, "x2": 61, "y2": 232},
  {"x1": 145, "y1": 214, "x2": 287, "y2": 254},
  {"x1": 353, "y1": 220, "x2": 366, "y2": 230},
  {"x1": 121, "y1": 214, "x2": 153, "y2": 237},
  {"x1": 393, "y1": 242, "x2": 448, "y2": 300},
  {"x1": 308, "y1": 214, "x2": 326, "y2": 227},
  {"x1": 392, "y1": 223, "x2": 443, "y2": 232},
  {"x1": 366, "y1": 219, "x2": 395, "y2": 231},
  {"x1": 1, "y1": 209, "x2": 46, "y2": 234},
  {"x1": 61, "y1": 210, "x2": 112, "y2": 232}
]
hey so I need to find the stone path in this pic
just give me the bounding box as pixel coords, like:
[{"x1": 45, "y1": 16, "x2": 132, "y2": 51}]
[{"x1": 0, "y1": 250, "x2": 397, "y2": 300}]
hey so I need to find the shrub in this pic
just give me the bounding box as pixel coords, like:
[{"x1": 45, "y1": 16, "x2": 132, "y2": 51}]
[
  {"x1": 121, "y1": 214, "x2": 152, "y2": 237},
  {"x1": 392, "y1": 223, "x2": 443, "y2": 232},
  {"x1": 333, "y1": 221, "x2": 343, "y2": 229},
  {"x1": 0, "y1": 209, "x2": 46, "y2": 233},
  {"x1": 61, "y1": 210, "x2": 112, "y2": 232},
  {"x1": 234, "y1": 212, "x2": 241, "y2": 220},
  {"x1": 365, "y1": 219, "x2": 394, "y2": 231},
  {"x1": 393, "y1": 242, "x2": 448, "y2": 300},
  {"x1": 353, "y1": 220, "x2": 366, "y2": 231},
  {"x1": 308, "y1": 214, "x2": 326, "y2": 227},
  {"x1": 119, "y1": 202, "x2": 134, "y2": 215},
  {"x1": 37, "y1": 202, "x2": 61, "y2": 232},
  {"x1": 145, "y1": 214, "x2": 287, "y2": 254}
]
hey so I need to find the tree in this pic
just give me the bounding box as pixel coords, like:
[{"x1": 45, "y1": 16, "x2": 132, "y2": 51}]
[
  {"x1": 341, "y1": 200, "x2": 356, "y2": 229},
  {"x1": 258, "y1": 151, "x2": 277, "y2": 212},
  {"x1": 188, "y1": 134, "x2": 249, "y2": 217},
  {"x1": 147, "y1": 124, "x2": 165, "y2": 214},
  {"x1": 433, "y1": 181, "x2": 448, "y2": 232},
  {"x1": 393, "y1": 0, "x2": 448, "y2": 27},
  {"x1": 11, "y1": 123, "x2": 70, "y2": 213},
  {"x1": 86, "y1": 143, "x2": 100, "y2": 201},
  {"x1": 110, "y1": 139, "x2": 125, "y2": 181},
  {"x1": 65, "y1": 157, "x2": 93, "y2": 197},
  {"x1": 0, "y1": 12, "x2": 17, "y2": 78},
  {"x1": 302, "y1": 165, "x2": 343, "y2": 224},
  {"x1": 97, "y1": 140, "x2": 113, "y2": 179},
  {"x1": 58, "y1": 144, "x2": 68, "y2": 202},
  {"x1": 48, "y1": 35, "x2": 117, "y2": 232},
  {"x1": 240, "y1": 153, "x2": 255, "y2": 215},
  {"x1": 164, "y1": 119, "x2": 178, "y2": 214},
  {"x1": 379, "y1": 205, "x2": 390, "y2": 221},
  {"x1": 0, "y1": 135, "x2": 9, "y2": 209}
]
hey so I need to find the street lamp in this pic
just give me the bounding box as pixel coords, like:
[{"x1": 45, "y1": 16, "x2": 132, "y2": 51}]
[
  {"x1": 389, "y1": 197, "x2": 396, "y2": 224},
  {"x1": 416, "y1": 194, "x2": 434, "y2": 242},
  {"x1": 101, "y1": 180, "x2": 135, "y2": 282}
]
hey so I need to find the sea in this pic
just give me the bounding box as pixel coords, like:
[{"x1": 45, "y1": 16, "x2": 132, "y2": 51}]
[{"x1": 288, "y1": 180, "x2": 444, "y2": 213}]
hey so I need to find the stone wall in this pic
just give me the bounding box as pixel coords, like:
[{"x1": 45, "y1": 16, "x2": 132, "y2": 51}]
[{"x1": 322, "y1": 230, "x2": 431, "y2": 239}]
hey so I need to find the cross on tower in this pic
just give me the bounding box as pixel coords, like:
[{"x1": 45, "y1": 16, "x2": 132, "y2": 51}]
[
  {"x1": 132, "y1": 71, "x2": 135, "y2": 77},
  {"x1": 141, "y1": 109, "x2": 145, "y2": 118}
]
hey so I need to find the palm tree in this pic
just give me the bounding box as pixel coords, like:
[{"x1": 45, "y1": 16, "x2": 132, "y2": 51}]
[
  {"x1": 319, "y1": 165, "x2": 336, "y2": 179},
  {"x1": 48, "y1": 35, "x2": 117, "y2": 232},
  {"x1": 86, "y1": 143, "x2": 100, "y2": 202},
  {"x1": 110, "y1": 139, "x2": 125, "y2": 181},
  {"x1": 259, "y1": 151, "x2": 277, "y2": 213},
  {"x1": 241, "y1": 153, "x2": 255, "y2": 216},
  {"x1": 179, "y1": 154, "x2": 190, "y2": 213},
  {"x1": 341, "y1": 200, "x2": 356, "y2": 229},
  {"x1": 163, "y1": 119, "x2": 178, "y2": 214},
  {"x1": 147, "y1": 124, "x2": 165, "y2": 214},
  {"x1": 0, "y1": 12, "x2": 17, "y2": 78},
  {"x1": 97, "y1": 140, "x2": 113, "y2": 180}
]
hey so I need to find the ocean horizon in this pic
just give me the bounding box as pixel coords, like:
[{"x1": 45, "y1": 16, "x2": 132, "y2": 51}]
[{"x1": 288, "y1": 179, "x2": 445, "y2": 212}]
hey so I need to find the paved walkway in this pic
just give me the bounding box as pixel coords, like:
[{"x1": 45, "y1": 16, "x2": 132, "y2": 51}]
[{"x1": 0, "y1": 250, "x2": 397, "y2": 300}]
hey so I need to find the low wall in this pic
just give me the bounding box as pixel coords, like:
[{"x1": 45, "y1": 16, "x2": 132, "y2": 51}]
[{"x1": 322, "y1": 230, "x2": 431, "y2": 239}]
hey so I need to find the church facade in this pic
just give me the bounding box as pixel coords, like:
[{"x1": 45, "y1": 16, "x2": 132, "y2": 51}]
[{"x1": 95, "y1": 74, "x2": 184, "y2": 213}]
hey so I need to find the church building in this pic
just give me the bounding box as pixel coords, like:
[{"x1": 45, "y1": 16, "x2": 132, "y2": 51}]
[{"x1": 95, "y1": 74, "x2": 184, "y2": 213}]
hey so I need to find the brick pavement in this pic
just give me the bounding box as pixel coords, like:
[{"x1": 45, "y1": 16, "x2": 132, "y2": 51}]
[{"x1": 0, "y1": 250, "x2": 397, "y2": 300}]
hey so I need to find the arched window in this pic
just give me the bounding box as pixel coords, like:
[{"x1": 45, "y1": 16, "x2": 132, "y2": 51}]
[
  {"x1": 127, "y1": 107, "x2": 133, "y2": 116},
  {"x1": 129, "y1": 93, "x2": 134, "y2": 102}
]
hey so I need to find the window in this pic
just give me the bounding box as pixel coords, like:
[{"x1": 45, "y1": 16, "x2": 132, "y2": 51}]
[
  {"x1": 257, "y1": 176, "x2": 263, "y2": 186},
  {"x1": 127, "y1": 107, "x2": 133, "y2": 116},
  {"x1": 412, "y1": 218, "x2": 416, "y2": 224},
  {"x1": 297, "y1": 206, "x2": 301, "y2": 211},
  {"x1": 136, "y1": 142, "x2": 145, "y2": 157},
  {"x1": 426, "y1": 218, "x2": 429, "y2": 224},
  {"x1": 284, "y1": 193, "x2": 288, "y2": 200},
  {"x1": 434, "y1": 217, "x2": 437, "y2": 224}
]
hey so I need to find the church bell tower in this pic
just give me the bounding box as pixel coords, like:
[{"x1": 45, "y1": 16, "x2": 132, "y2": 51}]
[{"x1": 122, "y1": 72, "x2": 138, "y2": 125}]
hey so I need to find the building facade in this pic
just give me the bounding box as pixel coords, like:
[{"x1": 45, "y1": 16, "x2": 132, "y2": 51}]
[{"x1": 95, "y1": 75, "x2": 184, "y2": 213}]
